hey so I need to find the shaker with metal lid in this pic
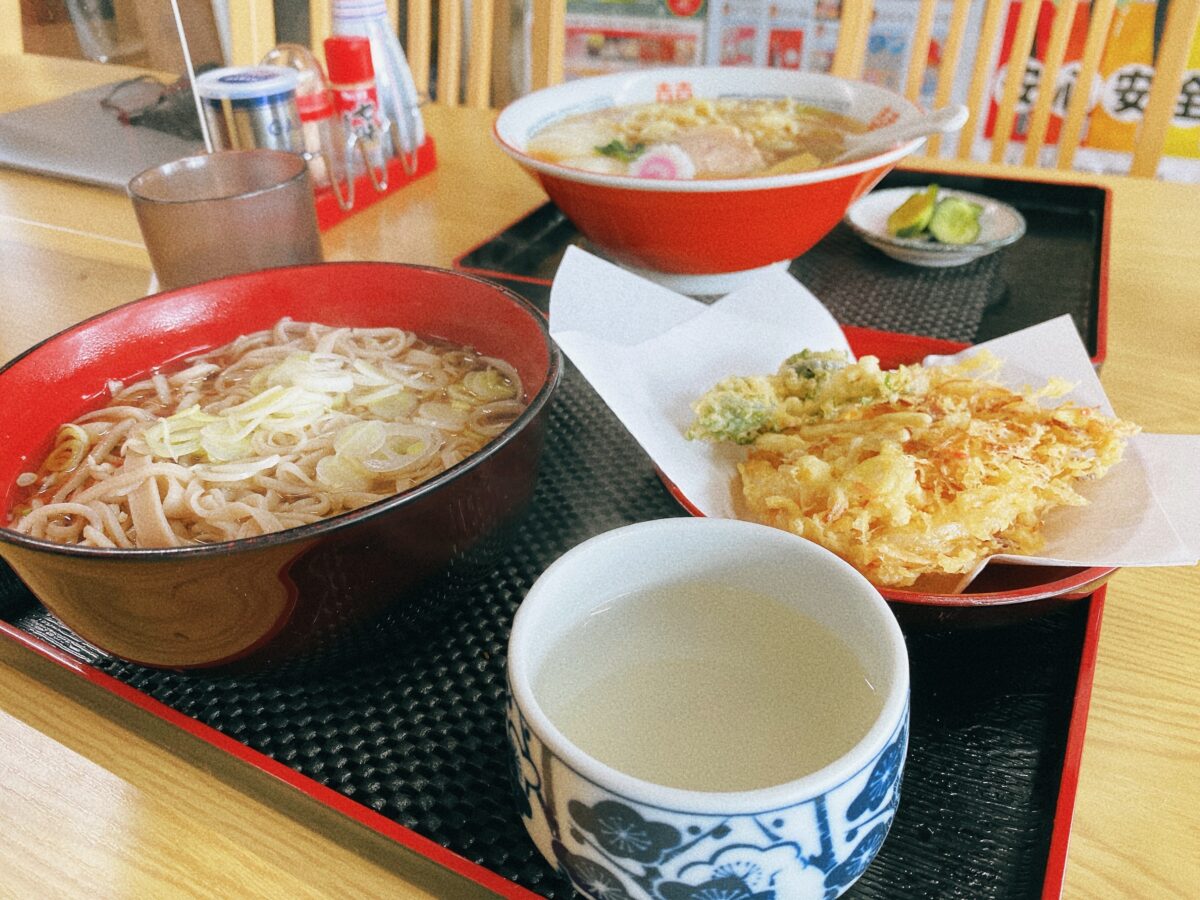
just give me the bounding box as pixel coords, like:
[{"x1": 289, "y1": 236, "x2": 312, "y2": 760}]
[{"x1": 194, "y1": 66, "x2": 304, "y2": 155}]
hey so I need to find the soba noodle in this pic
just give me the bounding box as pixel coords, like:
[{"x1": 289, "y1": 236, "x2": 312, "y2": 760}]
[{"x1": 9, "y1": 319, "x2": 527, "y2": 548}]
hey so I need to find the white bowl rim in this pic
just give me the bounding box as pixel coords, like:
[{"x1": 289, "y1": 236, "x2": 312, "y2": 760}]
[
  {"x1": 507, "y1": 517, "x2": 911, "y2": 816},
  {"x1": 494, "y1": 67, "x2": 928, "y2": 193}
]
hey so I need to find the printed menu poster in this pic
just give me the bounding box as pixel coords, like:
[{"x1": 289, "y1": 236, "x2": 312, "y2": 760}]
[
  {"x1": 569, "y1": 0, "x2": 964, "y2": 105},
  {"x1": 565, "y1": 0, "x2": 708, "y2": 80},
  {"x1": 718, "y1": 0, "x2": 965, "y2": 102},
  {"x1": 703, "y1": 0, "x2": 813, "y2": 69},
  {"x1": 805, "y1": 0, "x2": 842, "y2": 74},
  {"x1": 862, "y1": 0, "x2": 961, "y2": 107}
]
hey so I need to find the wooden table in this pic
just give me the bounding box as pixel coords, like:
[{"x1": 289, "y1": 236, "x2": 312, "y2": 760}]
[{"x1": 1, "y1": 54, "x2": 1197, "y2": 898}]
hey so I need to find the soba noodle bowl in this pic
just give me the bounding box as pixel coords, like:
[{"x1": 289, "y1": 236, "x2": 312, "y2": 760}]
[{"x1": 8, "y1": 319, "x2": 527, "y2": 549}]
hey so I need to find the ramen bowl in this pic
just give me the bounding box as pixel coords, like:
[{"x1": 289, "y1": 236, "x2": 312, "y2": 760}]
[
  {"x1": 494, "y1": 67, "x2": 926, "y2": 292},
  {"x1": 507, "y1": 518, "x2": 909, "y2": 900},
  {"x1": 0, "y1": 263, "x2": 561, "y2": 670}
]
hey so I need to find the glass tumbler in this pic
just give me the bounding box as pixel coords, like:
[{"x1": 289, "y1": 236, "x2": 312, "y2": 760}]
[{"x1": 128, "y1": 149, "x2": 324, "y2": 292}]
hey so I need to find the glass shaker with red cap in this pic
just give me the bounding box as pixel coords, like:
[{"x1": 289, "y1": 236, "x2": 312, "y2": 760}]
[
  {"x1": 331, "y1": 0, "x2": 425, "y2": 174},
  {"x1": 324, "y1": 34, "x2": 389, "y2": 192}
]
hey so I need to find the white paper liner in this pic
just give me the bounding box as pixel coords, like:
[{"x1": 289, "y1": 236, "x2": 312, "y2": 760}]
[{"x1": 549, "y1": 247, "x2": 1199, "y2": 585}]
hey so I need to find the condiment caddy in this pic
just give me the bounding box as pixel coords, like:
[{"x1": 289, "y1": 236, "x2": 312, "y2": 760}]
[
  {"x1": 308, "y1": 34, "x2": 438, "y2": 230},
  {"x1": 190, "y1": 32, "x2": 435, "y2": 232}
]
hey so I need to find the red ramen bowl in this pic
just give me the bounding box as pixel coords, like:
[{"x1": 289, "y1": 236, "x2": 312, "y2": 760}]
[
  {"x1": 0, "y1": 263, "x2": 561, "y2": 670},
  {"x1": 495, "y1": 67, "x2": 926, "y2": 291}
]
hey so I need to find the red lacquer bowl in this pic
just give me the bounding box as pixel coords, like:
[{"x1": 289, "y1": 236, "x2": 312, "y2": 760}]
[
  {"x1": 494, "y1": 67, "x2": 925, "y2": 280},
  {"x1": 0, "y1": 263, "x2": 561, "y2": 670}
]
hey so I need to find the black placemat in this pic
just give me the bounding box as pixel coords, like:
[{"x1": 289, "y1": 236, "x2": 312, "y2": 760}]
[
  {"x1": 1, "y1": 354, "x2": 1094, "y2": 898},
  {"x1": 456, "y1": 171, "x2": 1107, "y2": 355}
]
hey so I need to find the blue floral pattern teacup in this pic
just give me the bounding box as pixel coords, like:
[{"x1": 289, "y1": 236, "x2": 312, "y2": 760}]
[{"x1": 506, "y1": 519, "x2": 910, "y2": 900}]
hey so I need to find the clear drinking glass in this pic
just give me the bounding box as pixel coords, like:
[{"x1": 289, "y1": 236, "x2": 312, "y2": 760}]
[{"x1": 128, "y1": 149, "x2": 324, "y2": 292}]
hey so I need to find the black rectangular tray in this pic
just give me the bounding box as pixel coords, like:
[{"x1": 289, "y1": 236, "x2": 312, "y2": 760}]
[
  {"x1": 456, "y1": 170, "x2": 1110, "y2": 359},
  {"x1": 0, "y1": 353, "x2": 1104, "y2": 897},
  {"x1": 0, "y1": 171, "x2": 1111, "y2": 896}
]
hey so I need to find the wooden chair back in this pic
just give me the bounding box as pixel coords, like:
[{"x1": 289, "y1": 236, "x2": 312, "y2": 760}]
[
  {"x1": 831, "y1": 0, "x2": 1200, "y2": 177},
  {"x1": 224, "y1": 0, "x2": 562, "y2": 109},
  {"x1": 11, "y1": 0, "x2": 1198, "y2": 172},
  {"x1": 226, "y1": 1, "x2": 280, "y2": 69},
  {"x1": 1, "y1": 0, "x2": 21, "y2": 55}
]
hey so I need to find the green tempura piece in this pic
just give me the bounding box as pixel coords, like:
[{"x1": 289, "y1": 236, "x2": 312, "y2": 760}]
[{"x1": 685, "y1": 376, "x2": 782, "y2": 445}]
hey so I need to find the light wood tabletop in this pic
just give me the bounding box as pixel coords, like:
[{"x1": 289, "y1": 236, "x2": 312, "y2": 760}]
[{"x1": 1, "y1": 53, "x2": 1197, "y2": 899}]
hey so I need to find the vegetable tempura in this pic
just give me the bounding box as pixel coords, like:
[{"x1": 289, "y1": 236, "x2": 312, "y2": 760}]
[{"x1": 687, "y1": 350, "x2": 1137, "y2": 588}]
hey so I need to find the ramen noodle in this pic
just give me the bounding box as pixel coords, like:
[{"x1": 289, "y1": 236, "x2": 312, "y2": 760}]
[
  {"x1": 686, "y1": 349, "x2": 1137, "y2": 588},
  {"x1": 525, "y1": 97, "x2": 868, "y2": 179},
  {"x1": 9, "y1": 319, "x2": 527, "y2": 548}
]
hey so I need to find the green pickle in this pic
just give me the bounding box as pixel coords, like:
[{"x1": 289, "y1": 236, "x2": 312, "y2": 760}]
[
  {"x1": 928, "y1": 196, "x2": 983, "y2": 244},
  {"x1": 886, "y1": 184, "x2": 938, "y2": 237}
]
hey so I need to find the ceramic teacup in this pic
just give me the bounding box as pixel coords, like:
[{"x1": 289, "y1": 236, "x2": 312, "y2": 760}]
[{"x1": 506, "y1": 518, "x2": 909, "y2": 899}]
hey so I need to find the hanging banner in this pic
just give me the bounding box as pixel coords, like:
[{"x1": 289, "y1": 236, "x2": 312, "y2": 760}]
[
  {"x1": 976, "y1": 0, "x2": 1093, "y2": 165},
  {"x1": 970, "y1": 0, "x2": 1200, "y2": 177},
  {"x1": 1078, "y1": 0, "x2": 1200, "y2": 178}
]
